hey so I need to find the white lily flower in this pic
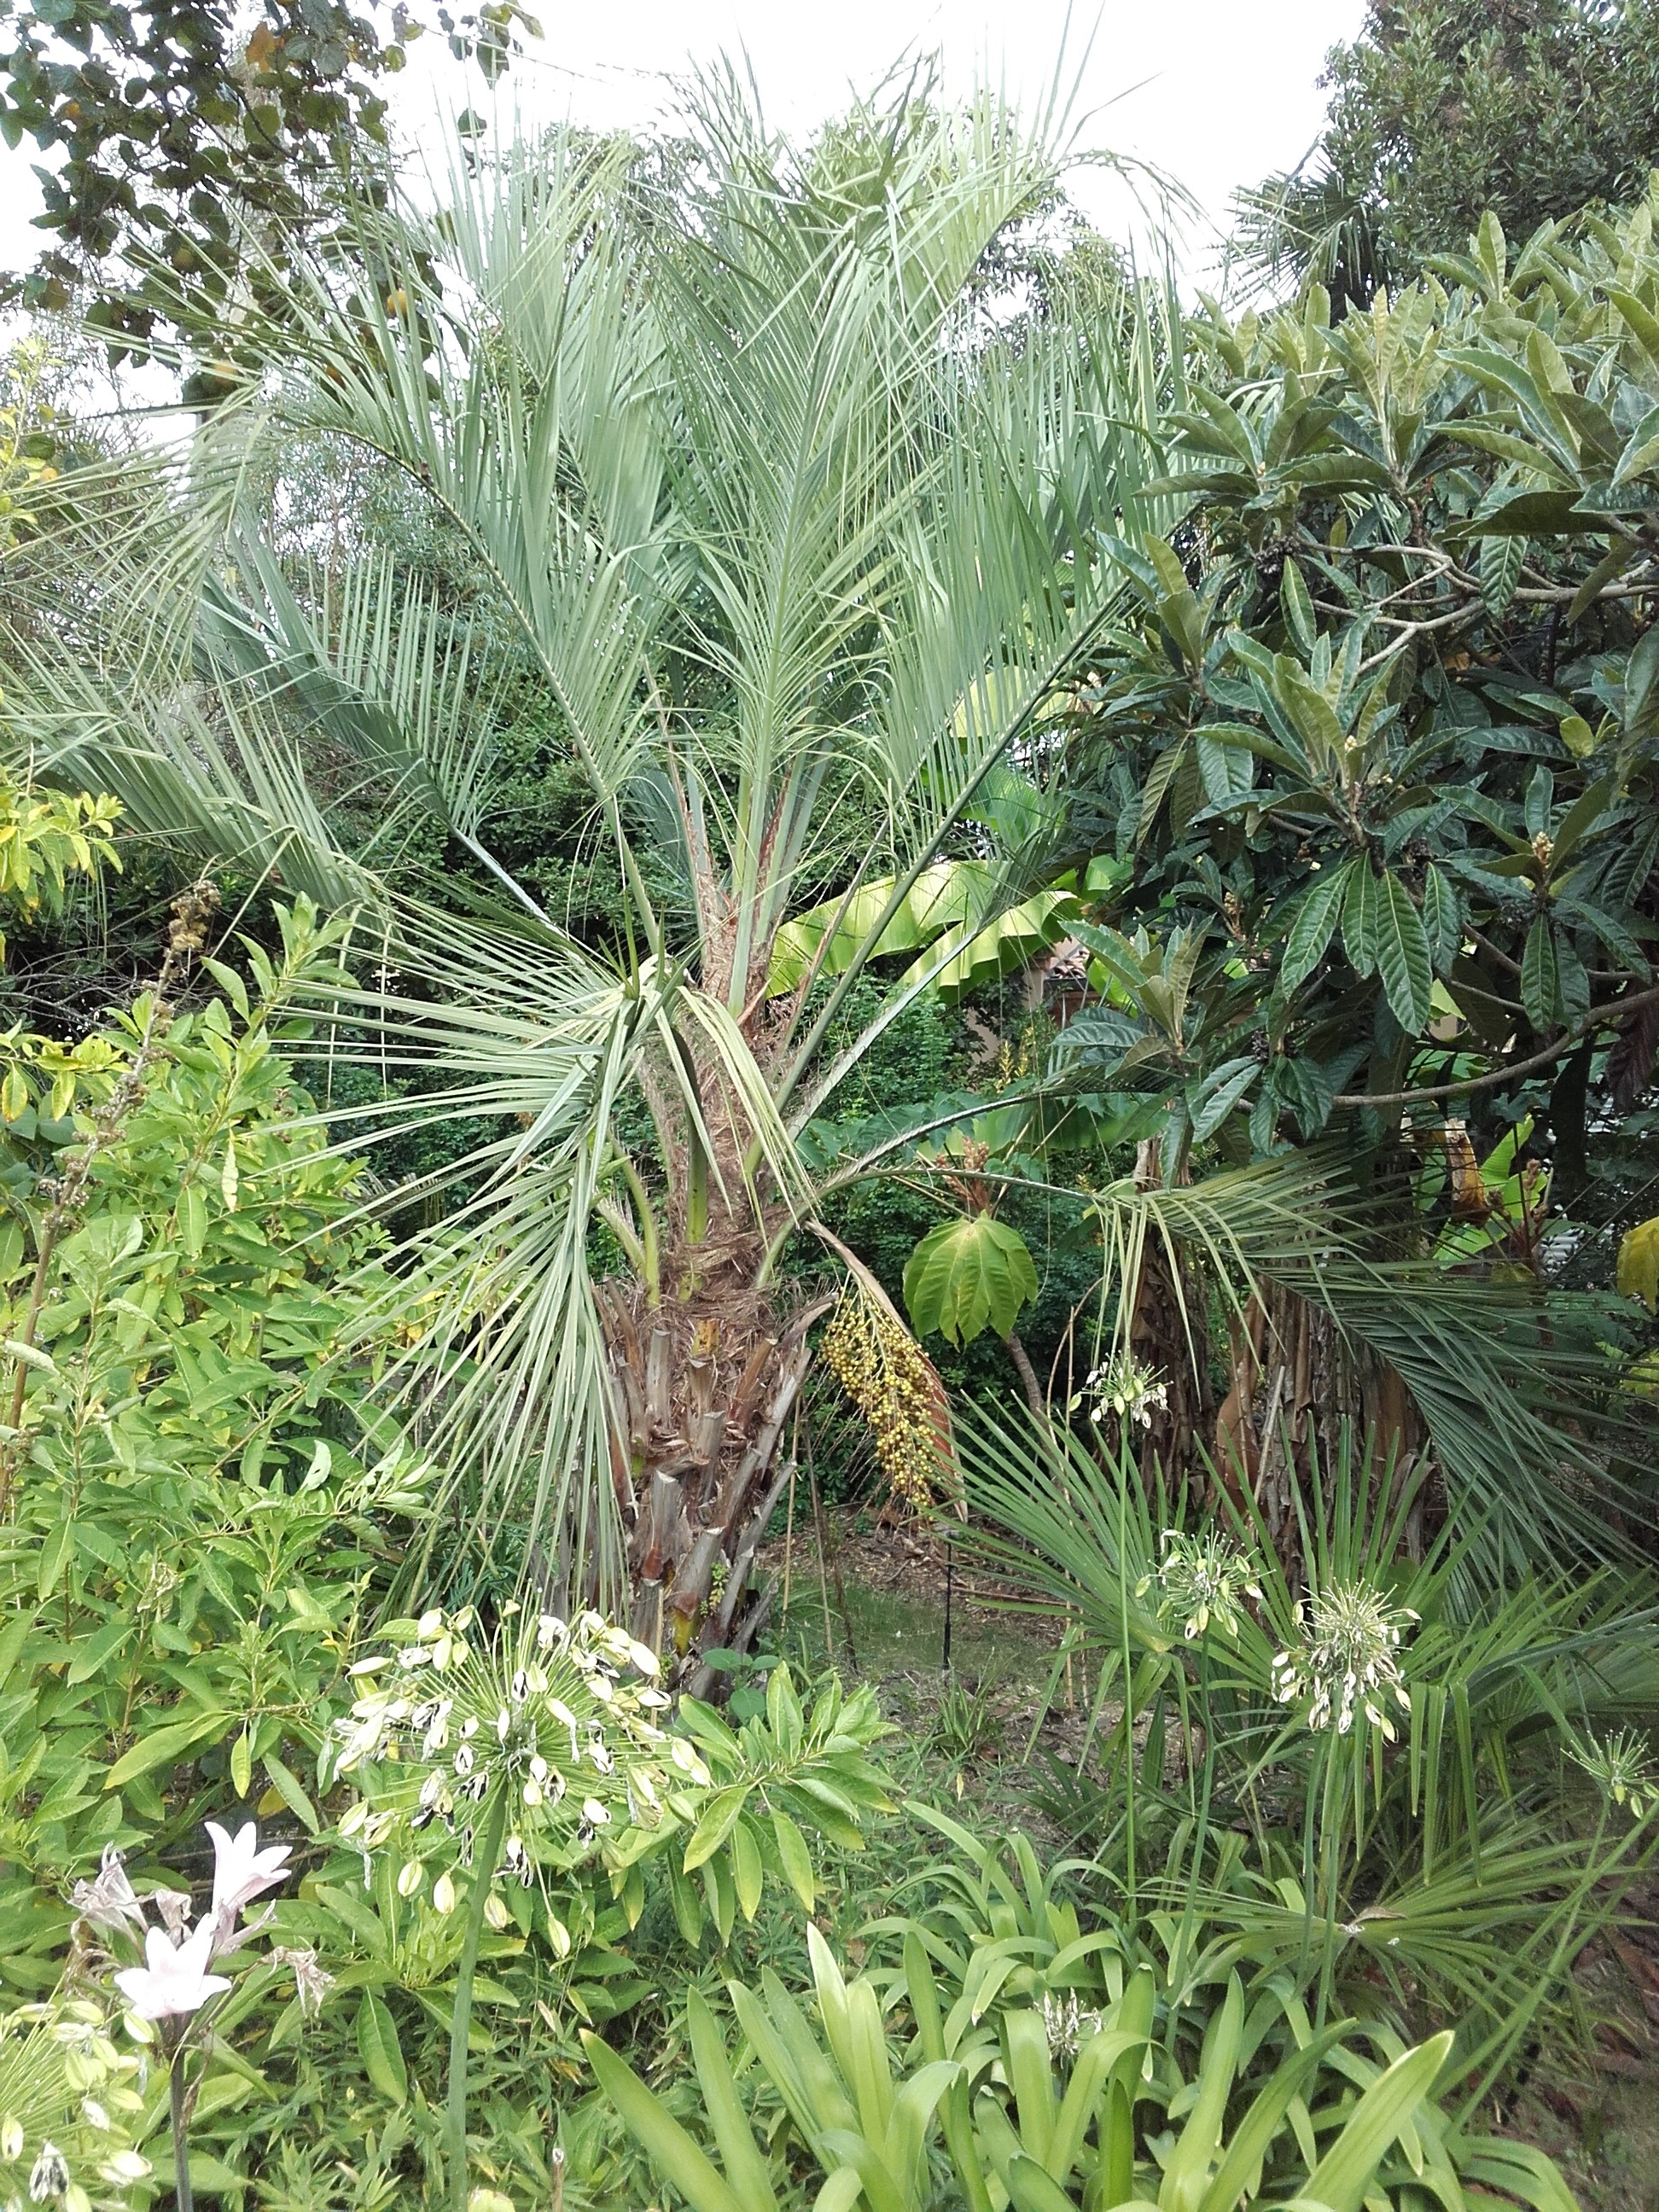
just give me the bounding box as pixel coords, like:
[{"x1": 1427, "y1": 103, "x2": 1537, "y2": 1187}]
[
  {"x1": 207, "y1": 1820, "x2": 293, "y2": 1939},
  {"x1": 69, "y1": 1844, "x2": 147, "y2": 1936},
  {"x1": 114, "y1": 1920, "x2": 231, "y2": 2022}
]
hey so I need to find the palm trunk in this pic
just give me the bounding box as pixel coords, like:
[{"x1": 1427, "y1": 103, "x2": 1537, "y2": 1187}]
[
  {"x1": 1212, "y1": 1282, "x2": 1428, "y2": 1580},
  {"x1": 596, "y1": 1272, "x2": 831, "y2": 1685}
]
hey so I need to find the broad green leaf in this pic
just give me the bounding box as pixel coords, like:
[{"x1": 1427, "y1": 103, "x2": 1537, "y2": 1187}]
[
  {"x1": 1280, "y1": 558, "x2": 1317, "y2": 655},
  {"x1": 1610, "y1": 283, "x2": 1659, "y2": 374},
  {"x1": 1303, "y1": 2032, "x2": 1452, "y2": 2212},
  {"x1": 1374, "y1": 871, "x2": 1432, "y2": 1033},
  {"x1": 261, "y1": 1750, "x2": 320, "y2": 1834},
  {"x1": 1004, "y1": 2009, "x2": 1056, "y2": 2168},
  {"x1": 65, "y1": 1618, "x2": 131, "y2": 1685},
  {"x1": 1421, "y1": 864, "x2": 1459, "y2": 974},
  {"x1": 1195, "y1": 2028, "x2": 1344, "y2": 2212},
  {"x1": 201, "y1": 956, "x2": 250, "y2": 1019},
  {"x1": 884, "y1": 2061, "x2": 965, "y2": 2195},
  {"x1": 766, "y1": 861, "x2": 1077, "y2": 1004},
  {"x1": 667, "y1": 1858, "x2": 705, "y2": 1947},
  {"x1": 702, "y1": 1846, "x2": 737, "y2": 1945},
  {"x1": 1618, "y1": 1216, "x2": 1659, "y2": 1312},
  {"x1": 1049, "y1": 2028, "x2": 1146, "y2": 2184},
  {"x1": 1550, "y1": 777, "x2": 1611, "y2": 869},
  {"x1": 1279, "y1": 862, "x2": 1353, "y2": 996},
  {"x1": 765, "y1": 1662, "x2": 803, "y2": 1756},
  {"x1": 686, "y1": 1989, "x2": 777, "y2": 2212},
  {"x1": 731, "y1": 1815, "x2": 765, "y2": 1921},
  {"x1": 0, "y1": 1608, "x2": 38, "y2": 1693},
  {"x1": 1567, "y1": 542, "x2": 1630, "y2": 622},
  {"x1": 583, "y1": 2031, "x2": 751, "y2": 2212},
  {"x1": 1625, "y1": 623, "x2": 1659, "y2": 731},
  {"x1": 1475, "y1": 208, "x2": 1507, "y2": 294},
  {"x1": 1195, "y1": 728, "x2": 1254, "y2": 807},
  {"x1": 1458, "y1": 2135, "x2": 1586, "y2": 2212},
  {"x1": 1004, "y1": 2154, "x2": 1077, "y2": 2212},
  {"x1": 178, "y1": 1181, "x2": 207, "y2": 1258},
  {"x1": 1136, "y1": 736, "x2": 1190, "y2": 845},
  {"x1": 1187, "y1": 1057, "x2": 1258, "y2": 1142},
  {"x1": 684, "y1": 1785, "x2": 752, "y2": 1872},
  {"x1": 35, "y1": 1516, "x2": 73, "y2": 1603},
  {"x1": 1342, "y1": 862, "x2": 1378, "y2": 979},
  {"x1": 1274, "y1": 664, "x2": 1346, "y2": 770},
  {"x1": 903, "y1": 1214, "x2": 1037, "y2": 1347},
  {"x1": 1159, "y1": 1974, "x2": 1243, "y2": 2212},
  {"x1": 1478, "y1": 530, "x2": 1526, "y2": 614},
  {"x1": 355, "y1": 1990, "x2": 407, "y2": 2102},
  {"x1": 104, "y1": 1708, "x2": 228, "y2": 1789},
  {"x1": 771, "y1": 1808, "x2": 816, "y2": 1911},
  {"x1": 1521, "y1": 917, "x2": 1560, "y2": 1033}
]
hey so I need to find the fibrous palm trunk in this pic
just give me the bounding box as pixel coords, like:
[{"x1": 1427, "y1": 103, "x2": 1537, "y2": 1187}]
[
  {"x1": 591, "y1": 995, "x2": 833, "y2": 1688},
  {"x1": 596, "y1": 1273, "x2": 828, "y2": 1691},
  {"x1": 1213, "y1": 1284, "x2": 1428, "y2": 1579}
]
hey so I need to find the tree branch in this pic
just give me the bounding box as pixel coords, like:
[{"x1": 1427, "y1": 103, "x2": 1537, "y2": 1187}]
[{"x1": 1330, "y1": 980, "x2": 1659, "y2": 1111}]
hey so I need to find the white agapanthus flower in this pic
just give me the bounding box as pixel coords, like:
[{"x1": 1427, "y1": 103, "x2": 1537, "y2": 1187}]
[
  {"x1": 1270, "y1": 1580, "x2": 1417, "y2": 1738},
  {"x1": 205, "y1": 1821, "x2": 292, "y2": 1942},
  {"x1": 335, "y1": 1604, "x2": 699, "y2": 1927},
  {"x1": 112, "y1": 1921, "x2": 232, "y2": 2023}
]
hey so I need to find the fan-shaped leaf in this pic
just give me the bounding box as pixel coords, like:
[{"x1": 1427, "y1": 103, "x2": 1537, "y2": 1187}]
[{"x1": 903, "y1": 1215, "x2": 1039, "y2": 1347}]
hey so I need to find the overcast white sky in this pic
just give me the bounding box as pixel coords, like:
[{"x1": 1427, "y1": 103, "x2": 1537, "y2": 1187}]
[{"x1": 1, "y1": 2, "x2": 1367, "y2": 288}]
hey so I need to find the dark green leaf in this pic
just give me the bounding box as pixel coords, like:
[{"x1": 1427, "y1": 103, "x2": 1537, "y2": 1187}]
[
  {"x1": 1342, "y1": 863, "x2": 1378, "y2": 979},
  {"x1": 1374, "y1": 872, "x2": 1433, "y2": 1033},
  {"x1": 1281, "y1": 558, "x2": 1318, "y2": 655},
  {"x1": 1478, "y1": 532, "x2": 1526, "y2": 614},
  {"x1": 1281, "y1": 861, "x2": 1354, "y2": 996},
  {"x1": 903, "y1": 1214, "x2": 1038, "y2": 1347},
  {"x1": 1195, "y1": 728, "x2": 1255, "y2": 807},
  {"x1": 356, "y1": 1991, "x2": 407, "y2": 2101},
  {"x1": 1421, "y1": 865, "x2": 1460, "y2": 974},
  {"x1": 1521, "y1": 917, "x2": 1560, "y2": 1033}
]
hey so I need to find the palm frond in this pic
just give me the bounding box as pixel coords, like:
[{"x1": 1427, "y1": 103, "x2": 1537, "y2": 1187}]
[{"x1": 279, "y1": 899, "x2": 809, "y2": 1588}]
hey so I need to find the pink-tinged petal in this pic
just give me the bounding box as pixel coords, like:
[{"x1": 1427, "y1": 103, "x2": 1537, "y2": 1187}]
[{"x1": 208, "y1": 1820, "x2": 292, "y2": 1922}]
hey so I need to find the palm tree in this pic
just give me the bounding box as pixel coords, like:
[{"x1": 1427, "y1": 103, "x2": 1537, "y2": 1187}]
[{"x1": 3, "y1": 78, "x2": 1182, "y2": 1668}]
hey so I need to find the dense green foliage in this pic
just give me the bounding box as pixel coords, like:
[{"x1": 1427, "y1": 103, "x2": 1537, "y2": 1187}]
[
  {"x1": 1068, "y1": 195, "x2": 1659, "y2": 1230},
  {"x1": 1236, "y1": 1, "x2": 1659, "y2": 308},
  {"x1": 0, "y1": 0, "x2": 533, "y2": 345},
  {"x1": 0, "y1": 49, "x2": 1653, "y2": 2212}
]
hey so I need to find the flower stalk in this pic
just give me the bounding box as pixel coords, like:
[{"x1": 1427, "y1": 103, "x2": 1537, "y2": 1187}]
[
  {"x1": 169, "y1": 2050, "x2": 193, "y2": 2212},
  {"x1": 446, "y1": 1786, "x2": 508, "y2": 2212}
]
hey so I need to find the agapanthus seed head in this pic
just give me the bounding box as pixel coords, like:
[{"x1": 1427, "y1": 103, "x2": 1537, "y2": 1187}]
[
  {"x1": 1271, "y1": 1580, "x2": 1417, "y2": 1738},
  {"x1": 1569, "y1": 1726, "x2": 1659, "y2": 1820},
  {"x1": 1137, "y1": 1527, "x2": 1262, "y2": 1642},
  {"x1": 1074, "y1": 1352, "x2": 1168, "y2": 1430}
]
